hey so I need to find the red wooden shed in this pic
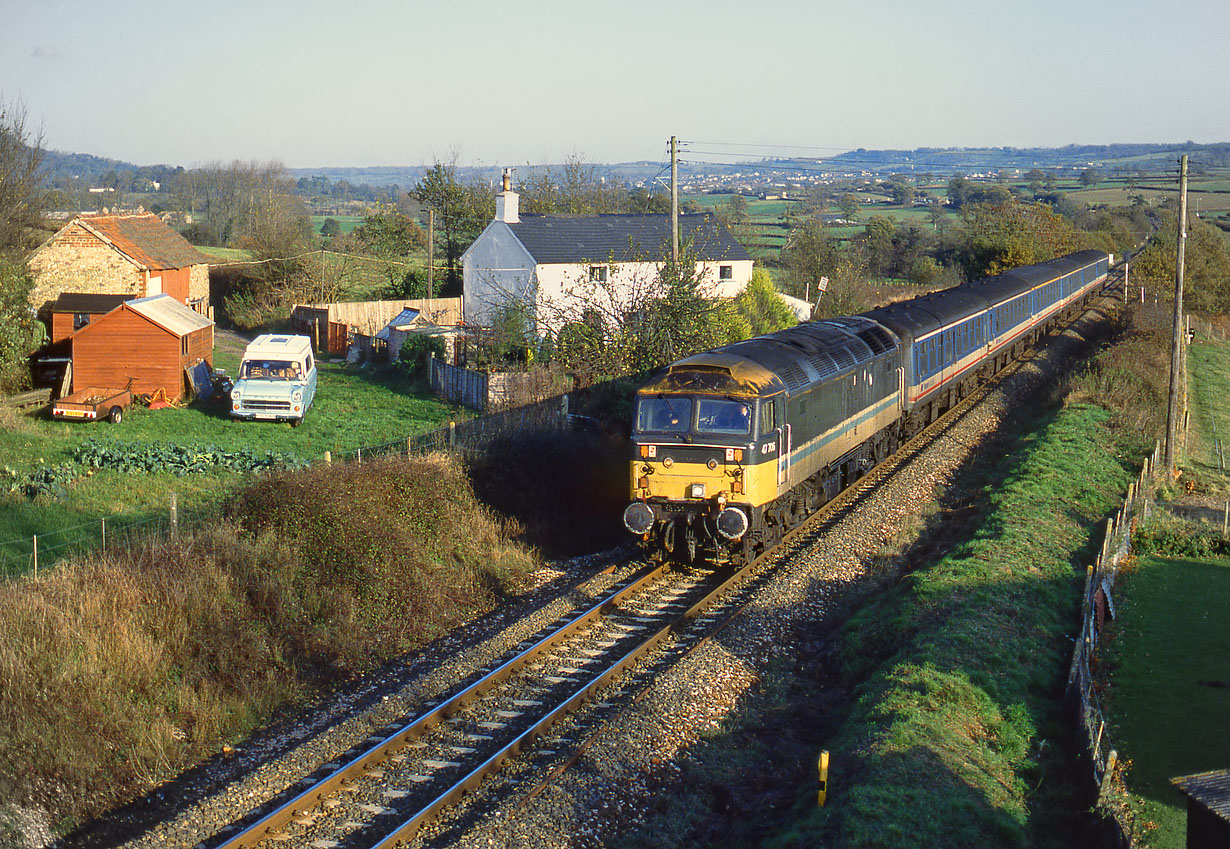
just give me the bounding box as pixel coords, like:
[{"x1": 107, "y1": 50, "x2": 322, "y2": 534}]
[
  {"x1": 66, "y1": 294, "x2": 214, "y2": 402},
  {"x1": 47, "y1": 292, "x2": 130, "y2": 344}
]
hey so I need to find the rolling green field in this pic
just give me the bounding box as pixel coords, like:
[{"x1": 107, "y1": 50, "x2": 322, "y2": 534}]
[
  {"x1": 311, "y1": 214, "x2": 365, "y2": 236},
  {"x1": 0, "y1": 344, "x2": 464, "y2": 576}
]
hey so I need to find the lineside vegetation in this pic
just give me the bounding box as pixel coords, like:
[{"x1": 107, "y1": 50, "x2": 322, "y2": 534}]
[{"x1": 0, "y1": 454, "x2": 536, "y2": 831}]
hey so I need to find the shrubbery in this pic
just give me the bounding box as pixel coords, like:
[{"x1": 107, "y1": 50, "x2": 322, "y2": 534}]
[
  {"x1": 0, "y1": 454, "x2": 536, "y2": 828},
  {"x1": 1132, "y1": 516, "x2": 1230, "y2": 558}
]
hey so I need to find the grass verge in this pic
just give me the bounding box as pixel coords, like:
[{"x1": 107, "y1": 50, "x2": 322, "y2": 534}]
[{"x1": 620, "y1": 401, "x2": 1139, "y2": 849}]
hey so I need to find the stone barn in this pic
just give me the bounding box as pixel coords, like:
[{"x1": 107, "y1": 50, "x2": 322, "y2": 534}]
[{"x1": 27, "y1": 213, "x2": 212, "y2": 318}]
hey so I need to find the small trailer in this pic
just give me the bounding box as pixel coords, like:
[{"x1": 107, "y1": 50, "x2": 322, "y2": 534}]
[{"x1": 52, "y1": 386, "x2": 132, "y2": 423}]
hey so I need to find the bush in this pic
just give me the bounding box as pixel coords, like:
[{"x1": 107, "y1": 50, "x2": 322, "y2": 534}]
[
  {"x1": 396, "y1": 334, "x2": 446, "y2": 383},
  {"x1": 0, "y1": 258, "x2": 41, "y2": 393},
  {"x1": 1132, "y1": 516, "x2": 1230, "y2": 558}
]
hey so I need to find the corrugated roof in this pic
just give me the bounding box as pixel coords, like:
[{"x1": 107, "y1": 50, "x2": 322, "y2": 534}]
[
  {"x1": 77, "y1": 213, "x2": 213, "y2": 270},
  {"x1": 126, "y1": 294, "x2": 214, "y2": 337},
  {"x1": 1173, "y1": 770, "x2": 1230, "y2": 819},
  {"x1": 507, "y1": 213, "x2": 752, "y2": 265}
]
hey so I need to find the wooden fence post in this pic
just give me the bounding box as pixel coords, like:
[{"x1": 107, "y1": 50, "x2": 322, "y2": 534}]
[
  {"x1": 324, "y1": 450, "x2": 331, "y2": 465},
  {"x1": 101, "y1": 517, "x2": 106, "y2": 553},
  {"x1": 448, "y1": 421, "x2": 456, "y2": 449},
  {"x1": 32, "y1": 534, "x2": 37, "y2": 579},
  {"x1": 170, "y1": 491, "x2": 178, "y2": 537}
]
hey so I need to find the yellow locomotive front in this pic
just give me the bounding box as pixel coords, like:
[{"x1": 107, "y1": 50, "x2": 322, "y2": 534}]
[{"x1": 623, "y1": 357, "x2": 787, "y2": 564}]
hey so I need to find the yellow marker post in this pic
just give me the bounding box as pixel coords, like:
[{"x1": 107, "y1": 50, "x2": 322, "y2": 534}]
[{"x1": 817, "y1": 750, "x2": 830, "y2": 807}]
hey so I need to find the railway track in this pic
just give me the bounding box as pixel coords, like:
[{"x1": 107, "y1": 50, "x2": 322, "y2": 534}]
[
  {"x1": 200, "y1": 290, "x2": 1119, "y2": 849},
  {"x1": 209, "y1": 558, "x2": 768, "y2": 847}
]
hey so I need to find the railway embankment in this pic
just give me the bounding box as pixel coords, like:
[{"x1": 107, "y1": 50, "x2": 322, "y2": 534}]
[
  {"x1": 0, "y1": 454, "x2": 541, "y2": 839},
  {"x1": 604, "y1": 302, "x2": 1170, "y2": 849}
]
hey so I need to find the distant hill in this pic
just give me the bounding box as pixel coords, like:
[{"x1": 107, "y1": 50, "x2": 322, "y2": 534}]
[
  {"x1": 36, "y1": 142, "x2": 1230, "y2": 193},
  {"x1": 40, "y1": 149, "x2": 180, "y2": 188},
  {"x1": 823, "y1": 142, "x2": 1230, "y2": 174}
]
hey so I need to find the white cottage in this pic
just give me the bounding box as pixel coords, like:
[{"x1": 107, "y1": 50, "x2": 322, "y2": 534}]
[{"x1": 462, "y1": 174, "x2": 753, "y2": 331}]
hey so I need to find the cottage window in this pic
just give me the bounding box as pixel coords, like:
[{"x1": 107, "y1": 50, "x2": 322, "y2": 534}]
[
  {"x1": 73, "y1": 313, "x2": 90, "y2": 330},
  {"x1": 589, "y1": 265, "x2": 608, "y2": 283},
  {"x1": 719, "y1": 265, "x2": 733, "y2": 280}
]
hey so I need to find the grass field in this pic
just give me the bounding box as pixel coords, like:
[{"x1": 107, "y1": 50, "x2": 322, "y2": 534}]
[
  {"x1": 0, "y1": 344, "x2": 463, "y2": 576},
  {"x1": 1105, "y1": 554, "x2": 1230, "y2": 848},
  {"x1": 311, "y1": 214, "x2": 365, "y2": 236},
  {"x1": 1185, "y1": 339, "x2": 1230, "y2": 476},
  {"x1": 194, "y1": 245, "x2": 253, "y2": 262},
  {"x1": 1096, "y1": 335, "x2": 1230, "y2": 847}
]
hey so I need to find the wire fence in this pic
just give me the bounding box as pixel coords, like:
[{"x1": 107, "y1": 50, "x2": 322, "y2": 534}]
[
  {"x1": 1066, "y1": 440, "x2": 1162, "y2": 846},
  {"x1": 2, "y1": 394, "x2": 578, "y2": 580}
]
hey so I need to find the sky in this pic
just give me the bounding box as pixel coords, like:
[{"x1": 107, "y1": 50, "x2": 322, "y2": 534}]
[{"x1": 3, "y1": 0, "x2": 1229, "y2": 170}]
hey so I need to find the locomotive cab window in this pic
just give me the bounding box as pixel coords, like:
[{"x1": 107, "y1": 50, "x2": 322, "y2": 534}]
[
  {"x1": 697, "y1": 398, "x2": 751, "y2": 436},
  {"x1": 637, "y1": 396, "x2": 692, "y2": 432},
  {"x1": 759, "y1": 398, "x2": 777, "y2": 433}
]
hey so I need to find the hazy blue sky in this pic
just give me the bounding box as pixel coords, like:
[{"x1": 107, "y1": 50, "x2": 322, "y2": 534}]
[{"x1": 3, "y1": 0, "x2": 1228, "y2": 169}]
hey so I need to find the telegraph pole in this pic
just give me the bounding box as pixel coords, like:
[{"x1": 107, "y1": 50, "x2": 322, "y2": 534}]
[
  {"x1": 670, "y1": 135, "x2": 679, "y2": 267},
  {"x1": 427, "y1": 208, "x2": 435, "y2": 299},
  {"x1": 1165, "y1": 154, "x2": 1189, "y2": 474}
]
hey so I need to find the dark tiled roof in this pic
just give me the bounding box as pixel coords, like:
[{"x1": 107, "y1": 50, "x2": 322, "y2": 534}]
[
  {"x1": 507, "y1": 213, "x2": 752, "y2": 265},
  {"x1": 1173, "y1": 770, "x2": 1230, "y2": 819},
  {"x1": 50, "y1": 293, "x2": 130, "y2": 314},
  {"x1": 79, "y1": 214, "x2": 213, "y2": 270}
]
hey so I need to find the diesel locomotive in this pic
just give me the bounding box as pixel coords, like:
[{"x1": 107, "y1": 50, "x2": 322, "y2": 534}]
[{"x1": 622, "y1": 249, "x2": 1113, "y2": 564}]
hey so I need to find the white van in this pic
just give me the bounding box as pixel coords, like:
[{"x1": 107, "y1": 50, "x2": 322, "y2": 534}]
[{"x1": 230, "y1": 334, "x2": 317, "y2": 426}]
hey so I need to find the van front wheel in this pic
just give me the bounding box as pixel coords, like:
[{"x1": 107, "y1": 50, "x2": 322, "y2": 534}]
[{"x1": 290, "y1": 417, "x2": 303, "y2": 428}]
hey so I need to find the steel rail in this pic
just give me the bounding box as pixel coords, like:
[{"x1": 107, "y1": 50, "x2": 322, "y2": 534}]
[
  {"x1": 213, "y1": 563, "x2": 667, "y2": 848},
  {"x1": 371, "y1": 550, "x2": 769, "y2": 847}
]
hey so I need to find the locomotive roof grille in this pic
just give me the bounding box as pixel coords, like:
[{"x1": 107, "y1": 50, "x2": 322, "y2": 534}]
[
  {"x1": 806, "y1": 351, "x2": 841, "y2": 380},
  {"x1": 776, "y1": 362, "x2": 811, "y2": 392}
]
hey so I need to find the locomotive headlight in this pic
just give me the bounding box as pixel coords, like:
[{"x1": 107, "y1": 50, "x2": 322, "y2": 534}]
[
  {"x1": 662, "y1": 456, "x2": 674, "y2": 468},
  {"x1": 707, "y1": 458, "x2": 718, "y2": 470},
  {"x1": 689, "y1": 483, "x2": 705, "y2": 499}
]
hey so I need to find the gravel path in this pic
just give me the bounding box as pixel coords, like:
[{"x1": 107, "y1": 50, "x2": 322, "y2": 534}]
[{"x1": 64, "y1": 300, "x2": 1114, "y2": 849}]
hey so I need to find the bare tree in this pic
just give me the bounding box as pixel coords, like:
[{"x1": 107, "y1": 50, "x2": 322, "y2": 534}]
[{"x1": 0, "y1": 99, "x2": 49, "y2": 259}]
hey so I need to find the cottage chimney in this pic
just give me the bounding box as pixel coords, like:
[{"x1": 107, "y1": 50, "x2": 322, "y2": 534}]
[{"x1": 495, "y1": 167, "x2": 519, "y2": 224}]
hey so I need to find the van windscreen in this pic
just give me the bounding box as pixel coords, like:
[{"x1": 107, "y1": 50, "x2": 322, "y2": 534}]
[{"x1": 240, "y1": 360, "x2": 301, "y2": 380}]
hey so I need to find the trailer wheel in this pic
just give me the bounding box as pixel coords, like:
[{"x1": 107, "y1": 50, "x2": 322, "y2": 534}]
[{"x1": 108, "y1": 406, "x2": 123, "y2": 424}]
